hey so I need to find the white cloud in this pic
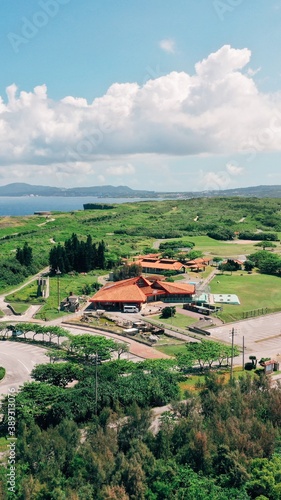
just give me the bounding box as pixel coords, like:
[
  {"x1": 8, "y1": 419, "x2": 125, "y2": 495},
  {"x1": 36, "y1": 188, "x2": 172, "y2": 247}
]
[
  {"x1": 1, "y1": 45, "x2": 281, "y2": 183},
  {"x1": 159, "y1": 38, "x2": 176, "y2": 54},
  {"x1": 226, "y1": 162, "x2": 244, "y2": 175},
  {"x1": 247, "y1": 67, "x2": 261, "y2": 77},
  {"x1": 201, "y1": 171, "x2": 231, "y2": 191}
]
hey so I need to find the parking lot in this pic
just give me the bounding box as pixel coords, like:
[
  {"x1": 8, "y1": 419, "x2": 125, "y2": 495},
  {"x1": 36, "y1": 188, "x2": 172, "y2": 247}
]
[{"x1": 210, "y1": 311, "x2": 281, "y2": 364}]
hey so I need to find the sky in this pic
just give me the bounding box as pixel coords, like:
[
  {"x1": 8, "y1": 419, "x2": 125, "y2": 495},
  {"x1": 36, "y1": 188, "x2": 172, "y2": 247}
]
[{"x1": 1, "y1": 0, "x2": 281, "y2": 192}]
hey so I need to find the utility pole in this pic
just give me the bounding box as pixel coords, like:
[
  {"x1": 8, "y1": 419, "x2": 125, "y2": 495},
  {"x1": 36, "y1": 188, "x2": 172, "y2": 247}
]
[
  {"x1": 56, "y1": 267, "x2": 61, "y2": 312},
  {"x1": 230, "y1": 327, "x2": 235, "y2": 381},
  {"x1": 95, "y1": 352, "x2": 98, "y2": 415},
  {"x1": 242, "y1": 335, "x2": 245, "y2": 370}
]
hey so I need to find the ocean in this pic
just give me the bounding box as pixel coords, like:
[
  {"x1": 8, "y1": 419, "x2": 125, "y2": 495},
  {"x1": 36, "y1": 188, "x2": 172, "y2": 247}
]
[{"x1": 0, "y1": 196, "x2": 162, "y2": 217}]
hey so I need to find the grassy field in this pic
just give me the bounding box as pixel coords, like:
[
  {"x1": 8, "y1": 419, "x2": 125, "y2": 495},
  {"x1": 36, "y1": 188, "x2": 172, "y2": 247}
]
[
  {"x1": 175, "y1": 235, "x2": 267, "y2": 257},
  {"x1": 0, "y1": 196, "x2": 281, "y2": 317},
  {"x1": 150, "y1": 313, "x2": 197, "y2": 330},
  {"x1": 210, "y1": 272, "x2": 281, "y2": 322},
  {"x1": 178, "y1": 367, "x2": 255, "y2": 395},
  {"x1": 6, "y1": 281, "x2": 42, "y2": 303},
  {"x1": 156, "y1": 343, "x2": 187, "y2": 356},
  {"x1": 8, "y1": 303, "x2": 30, "y2": 314},
  {"x1": 0, "y1": 196, "x2": 280, "y2": 288}
]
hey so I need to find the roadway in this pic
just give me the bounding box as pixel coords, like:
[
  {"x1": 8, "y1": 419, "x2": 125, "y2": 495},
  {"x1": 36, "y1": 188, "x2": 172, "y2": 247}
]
[{"x1": 0, "y1": 341, "x2": 48, "y2": 397}]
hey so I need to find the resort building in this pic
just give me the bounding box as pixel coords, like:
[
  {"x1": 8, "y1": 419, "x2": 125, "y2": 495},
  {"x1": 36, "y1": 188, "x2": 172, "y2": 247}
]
[{"x1": 89, "y1": 275, "x2": 195, "y2": 311}]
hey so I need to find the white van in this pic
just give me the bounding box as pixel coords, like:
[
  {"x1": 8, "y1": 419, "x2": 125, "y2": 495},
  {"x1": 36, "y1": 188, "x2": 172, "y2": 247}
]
[{"x1": 123, "y1": 305, "x2": 139, "y2": 313}]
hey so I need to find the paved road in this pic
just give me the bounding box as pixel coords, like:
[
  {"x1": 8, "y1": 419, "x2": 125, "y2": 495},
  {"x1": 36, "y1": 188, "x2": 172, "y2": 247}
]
[{"x1": 0, "y1": 341, "x2": 48, "y2": 397}]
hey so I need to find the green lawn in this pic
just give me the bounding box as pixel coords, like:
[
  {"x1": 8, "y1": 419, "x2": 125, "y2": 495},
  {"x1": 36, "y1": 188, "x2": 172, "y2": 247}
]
[
  {"x1": 150, "y1": 312, "x2": 197, "y2": 330},
  {"x1": 156, "y1": 343, "x2": 187, "y2": 356},
  {"x1": 6, "y1": 281, "x2": 41, "y2": 303},
  {"x1": 8, "y1": 303, "x2": 30, "y2": 314},
  {"x1": 171, "y1": 274, "x2": 186, "y2": 281},
  {"x1": 210, "y1": 272, "x2": 281, "y2": 322},
  {"x1": 186, "y1": 236, "x2": 264, "y2": 257}
]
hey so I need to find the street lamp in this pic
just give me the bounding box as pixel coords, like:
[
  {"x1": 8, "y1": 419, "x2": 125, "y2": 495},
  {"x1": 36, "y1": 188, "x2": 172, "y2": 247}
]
[{"x1": 55, "y1": 267, "x2": 61, "y2": 312}]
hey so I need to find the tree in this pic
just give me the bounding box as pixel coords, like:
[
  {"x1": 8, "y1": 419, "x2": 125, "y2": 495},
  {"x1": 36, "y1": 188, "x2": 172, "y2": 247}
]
[
  {"x1": 31, "y1": 362, "x2": 80, "y2": 387},
  {"x1": 244, "y1": 260, "x2": 255, "y2": 272},
  {"x1": 113, "y1": 263, "x2": 142, "y2": 281},
  {"x1": 186, "y1": 250, "x2": 203, "y2": 260},
  {"x1": 207, "y1": 228, "x2": 234, "y2": 241},
  {"x1": 183, "y1": 340, "x2": 239, "y2": 371},
  {"x1": 66, "y1": 334, "x2": 117, "y2": 362},
  {"x1": 16, "y1": 242, "x2": 33, "y2": 266},
  {"x1": 161, "y1": 306, "x2": 176, "y2": 319},
  {"x1": 219, "y1": 260, "x2": 241, "y2": 275},
  {"x1": 254, "y1": 241, "x2": 277, "y2": 251},
  {"x1": 115, "y1": 342, "x2": 130, "y2": 360},
  {"x1": 49, "y1": 234, "x2": 107, "y2": 274}
]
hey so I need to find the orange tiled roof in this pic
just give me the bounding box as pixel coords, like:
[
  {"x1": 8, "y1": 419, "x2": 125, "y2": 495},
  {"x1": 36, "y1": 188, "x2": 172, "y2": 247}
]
[
  {"x1": 156, "y1": 281, "x2": 195, "y2": 295},
  {"x1": 186, "y1": 257, "x2": 210, "y2": 265},
  {"x1": 90, "y1": 275, "x2": 195, "y2": 303},
  {"x1": 90, "y1": 283, "x2": 148, "y2": 303},
  {"x1": 135, "y1": 259, "x2": 185, "y2": 271}
]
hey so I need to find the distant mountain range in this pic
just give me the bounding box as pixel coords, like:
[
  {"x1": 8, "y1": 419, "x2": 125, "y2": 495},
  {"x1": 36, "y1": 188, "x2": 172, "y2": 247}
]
[{"x1": 1, "y1": 182, "x2": 281, "y2": 199}]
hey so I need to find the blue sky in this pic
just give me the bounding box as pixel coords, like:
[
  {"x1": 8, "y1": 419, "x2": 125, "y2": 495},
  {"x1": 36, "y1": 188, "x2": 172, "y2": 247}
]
[{"x1": 0, "y1": 0, "x2": 281, "y2": 191}]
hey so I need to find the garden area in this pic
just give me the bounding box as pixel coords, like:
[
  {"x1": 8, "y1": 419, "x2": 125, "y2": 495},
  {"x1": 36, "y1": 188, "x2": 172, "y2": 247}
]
[{"x1": 4, "y1": 273, "x2": 101, "y2": 321}]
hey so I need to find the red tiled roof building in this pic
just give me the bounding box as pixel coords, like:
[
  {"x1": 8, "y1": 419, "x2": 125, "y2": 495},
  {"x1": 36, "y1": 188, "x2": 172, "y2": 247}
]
[{"x1": 89, "y1": 276, "x2": 195, "y2": 311}]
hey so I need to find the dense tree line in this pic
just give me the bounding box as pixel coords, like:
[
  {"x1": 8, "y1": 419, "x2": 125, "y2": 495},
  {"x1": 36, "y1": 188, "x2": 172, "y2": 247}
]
[
  {"x1": 249, "y1": 250, "x2": 281, "y2": 276},
  {"x1": 0, "y1": 241, "x2": 44, "y2": 289},
  {"x1": 207, "y1": 228, "x2": 234, "y2": 241},
  {"x1": 49, "y1": 233, "x2": 106, "y2": 274},
  {"x1": 238, "y1": 232, "x2": 278, "y2": 241},
  {"x1": 16, "y1": 242, "x2": 33, "y2": 267},
  {"x1": 1, "y1": 364, "x2": 281, "y2": 499}
]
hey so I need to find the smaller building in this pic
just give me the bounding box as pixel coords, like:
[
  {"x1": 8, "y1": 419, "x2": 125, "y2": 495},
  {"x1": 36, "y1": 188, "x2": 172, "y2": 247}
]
[
  {"x1": 185, "y1": 257, "x2": 211, "y2": 272},
  {"x1": 37, "y1": 276, "x2": 49, "y2": 298},
  {"x1": 133, "y1": 256, "x2": 186, "y2": 274},
  {"x1": 260, "y1": 359, "x2": 279, "y2": 375},
  {"x1": 60, "y1": 294, "x2": 79, "y2": 312},
  {"x1": 213, "y1": 294, "x2": 240, "y2": 305}
]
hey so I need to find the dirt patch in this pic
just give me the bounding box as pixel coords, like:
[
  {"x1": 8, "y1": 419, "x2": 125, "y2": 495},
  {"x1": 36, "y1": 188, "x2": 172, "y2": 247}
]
[{"x1": 225, "y1": 240, "x2": 261, "y2": 244}]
